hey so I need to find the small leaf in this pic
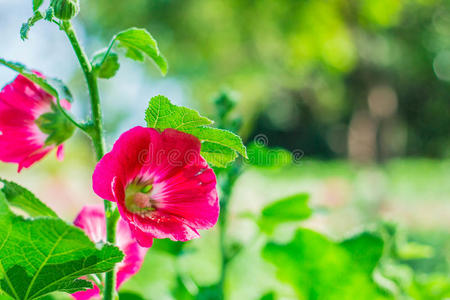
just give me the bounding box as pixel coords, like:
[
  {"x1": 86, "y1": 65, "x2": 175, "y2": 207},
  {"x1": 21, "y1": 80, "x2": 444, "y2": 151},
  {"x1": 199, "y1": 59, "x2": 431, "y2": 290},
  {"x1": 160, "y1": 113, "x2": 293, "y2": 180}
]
[
  {"x1": 259, "y1": 193, "x2": 311, "y2": 234},
  {"x1": 246, "y1": 142, "x2": 292, "y2": 169},
  {"x1": 145, "y1": 95, "x2": 213, "y2": 130},
  {"x1": 0, "y1": 192, "x2": 124, "y2": 299},
  {"x1": 200, "y1": 142, "x2": 237, "y2": 168},
  {"x1": 115, "y1": 27, "x2": 168, "y2": 75},
  {"x1": 184, "y1": 126, "x2": 247, "y2": 158},
  {"x1": 340, "y1": 232, "x2": 384, "y2": 273},
  {"x1": 0, "y1": 59, "x2": 73, "y2": 102},
  {"x1": 20, "y1": 11, "x2": 43, "y2": 40},
  {"x1": 44, "y1": 7, "x2": 54, "y2": 22},
  {"x1": 0, "y1": 179, "x2": 57, "y2": 218},
  {"x1": 92, "y1": 50, "x2": 120, "y2": 79},
  {"x1": 33, "y1": 0, "x2": 44, "y2": 11}
]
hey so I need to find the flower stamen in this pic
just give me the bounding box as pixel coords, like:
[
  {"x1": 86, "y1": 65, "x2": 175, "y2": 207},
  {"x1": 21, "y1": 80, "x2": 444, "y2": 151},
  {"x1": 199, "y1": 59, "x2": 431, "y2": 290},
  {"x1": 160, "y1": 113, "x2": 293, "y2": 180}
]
[{"x1": 125, "y1": 183, "x2": 156, "y2": 215}]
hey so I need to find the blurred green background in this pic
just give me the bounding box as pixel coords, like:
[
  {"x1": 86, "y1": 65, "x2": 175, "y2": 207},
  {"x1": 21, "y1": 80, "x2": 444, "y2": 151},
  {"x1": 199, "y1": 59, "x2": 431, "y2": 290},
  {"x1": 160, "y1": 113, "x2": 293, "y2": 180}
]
[{"x1": 0, "y1": 0, "x2": 449, "y2": 299}]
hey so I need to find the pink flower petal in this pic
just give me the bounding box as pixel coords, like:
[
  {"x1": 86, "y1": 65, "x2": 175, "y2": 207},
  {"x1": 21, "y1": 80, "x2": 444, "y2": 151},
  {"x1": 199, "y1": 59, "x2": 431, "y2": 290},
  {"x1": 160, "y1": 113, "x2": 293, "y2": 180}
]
[
  {"x1": 73, "y1": 205, "x2": 107, "y2": 243},
  {"x1": 56, "y1": 145, "x2": 65, "y2": 161},
  {"x1": 72, "y1": 205, "x2": 148, "y2": 299}
]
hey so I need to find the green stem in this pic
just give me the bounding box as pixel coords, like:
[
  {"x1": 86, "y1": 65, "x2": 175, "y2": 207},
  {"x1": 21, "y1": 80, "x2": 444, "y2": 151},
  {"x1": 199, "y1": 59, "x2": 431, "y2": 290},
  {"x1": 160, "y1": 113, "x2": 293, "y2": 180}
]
[
  {"x1": 62, "y1": 21, "x2": 117, "y2": 300},
  {"x1": 218, "y1": 197, "x2": 229, "y2": 300},
  {"x1": 217, "y1": 165, "x2": 240, "y2": 300}
]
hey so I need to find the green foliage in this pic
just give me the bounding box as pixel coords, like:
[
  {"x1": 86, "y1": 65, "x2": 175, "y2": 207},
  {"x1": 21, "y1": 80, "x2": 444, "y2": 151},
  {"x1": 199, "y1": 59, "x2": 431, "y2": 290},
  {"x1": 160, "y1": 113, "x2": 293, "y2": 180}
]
[
  {"x1": 20, "y1": 11, "x2": 43, "y2": 40},
  {"x1": 145, "y1": 95, "x2": 212, "y2": 130},
  {"x1": 92, "y1": 50, "x2": 120, "y2": 79},
  {"x1": 259, "y1": 292, "x2": 275, "y2": 300},
  {"x1": 114, "y1": 28, "x2": 168, "y2": 75},
  {"x1": 151, "y1": 238, "x2": 186, "y2": 257},
  {"x1": 196, "y1": 285, "x2": 222, "y2": 300},
  {"x1": 199, "y1": 142, "x2": 237, "y2": 168},
  {"x1": 145, "y1": 95, "x2": 246, "y2": 167},
  {"x1": 380, "y1": 223, "x2": 435, "y2": 261},
  {"x1": 258, "y1": 193, "x2": 311, "y2": 234},
  {"x1": 340, "y1": 232, "x2": 384, "y2": 274},
  {"x1": 0, "y1": 179, "x2": 57, "y2": 218},
  {"x1": 213, "y1": 92, "x2": 236, "y2": 121},
  {"x1": 32, "y1": 0, "x2": 44, "y2": 11},
  {"x1": 183, "y1": 127, "x2": 247, "y2": 158},
  {"x1": 263, "y1": 229, "x2": 387, "y2": 300},
  {"x1": 86, "y1": 0, "x2": 450, "y2": 158},
  {"x1": 0, "y1": 192, "x2": 123, "y2": 299},
  {"x1": 0, "y1": 59, "x2": 73, "y2": 103},
  {"x1": 35, "y1": 104, "x2": 76, "y2": 145},
  {"x1": 246, "y1": 142, "x2": 292, "y2": 169},
  {"x1": 118, "y1": 292, "x2": 146, "y2": 300},
  {"x1": 372, "y1": 223, "x2": 449, "y2": 299},
  {"x1": 396, "y1": 242, "x2": 434, "y2": 260},
  {"x1": 408, "y1": 274, "x2": 450, "y2": 300}
]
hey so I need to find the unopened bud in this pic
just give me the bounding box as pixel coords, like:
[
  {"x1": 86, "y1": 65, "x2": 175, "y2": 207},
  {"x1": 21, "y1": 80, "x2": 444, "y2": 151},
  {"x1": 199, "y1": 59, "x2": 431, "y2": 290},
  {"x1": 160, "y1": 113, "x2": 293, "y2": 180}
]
[{"x1": 50, "y1": 0, "x2": 79, "y2": 20}]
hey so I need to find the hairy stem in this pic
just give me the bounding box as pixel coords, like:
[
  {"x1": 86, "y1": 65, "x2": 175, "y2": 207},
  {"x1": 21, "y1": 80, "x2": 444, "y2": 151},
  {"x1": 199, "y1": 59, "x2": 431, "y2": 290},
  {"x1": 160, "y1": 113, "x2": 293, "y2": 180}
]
[
  {"x1": 62, "y1": 21, "x2": 117, "y2": 300},
  {"x1": 218, "y1": 196, "x2": 229, "y2": 300}
]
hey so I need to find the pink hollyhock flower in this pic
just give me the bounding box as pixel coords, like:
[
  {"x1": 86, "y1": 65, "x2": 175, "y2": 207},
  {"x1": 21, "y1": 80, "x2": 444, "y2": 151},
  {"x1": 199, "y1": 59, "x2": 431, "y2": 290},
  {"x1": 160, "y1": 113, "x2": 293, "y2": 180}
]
[
  {"x1": 72, "y1": 205, "x2": 148, "y2": 299},
  {"x1": 0, "y1": 74, "x2": 75, "y2": 172},
  {"x1": 92, "y1": 126, "x2": 219, "y2": 247}
]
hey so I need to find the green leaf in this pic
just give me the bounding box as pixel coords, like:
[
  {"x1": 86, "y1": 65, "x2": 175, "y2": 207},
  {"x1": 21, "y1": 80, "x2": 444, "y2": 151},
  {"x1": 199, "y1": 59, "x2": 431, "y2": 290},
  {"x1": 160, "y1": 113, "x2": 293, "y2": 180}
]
[
  {"x1": 0, "y1": 59, "x2": 73, "y2": 103},
  {"x1": 0, "y1": 192, "x2": 124, "y2": 299},
  {"x1": 32, "y1": 0, "x2": 44, "y2": 11},
  {"x1": 115, "y1": 27, "x2": 168, "y2": 75},
  {"x1": 44, "y1": 8, "x2": 54, "y2": 22},
  {"x1": 340, "y1": 232, "x2": 384, "y2": 273},
  {"x1": 263, "y1": 229, "x2": 387, "y2": 300},
  {"x1": 92, "y1": 50, "x2": 120, "y2": 79},
  {"x1": 259, "y1": 193, "x2": 311, "y2": 234},
  {"x1": 183, "y1": 127, "x2": 247, "y2": 159},
  {"x1": 145, "y1": 95, "x2": 213, "y2": 130},
  {"x1": 259, "y1": 292, "x2": 275, "y2": 300},
  {"x1": 200, "y1": 142, "x2": 237, "y2": 168},
  {"x1": 145, "y1": 95, "x2": 246, "y2": 167},
  {"x1": 20, "y1": 12, "x2": 43, "y2": 41},
  {"x1": 118, "y1": 292, "x2": 146, "y2": 300},
  {"x1": 0, "y1": 179, "x2": 57, "y2": 218},
  {"x1": 246, "y1": 142, "x2": 292, "y2": 169}
]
